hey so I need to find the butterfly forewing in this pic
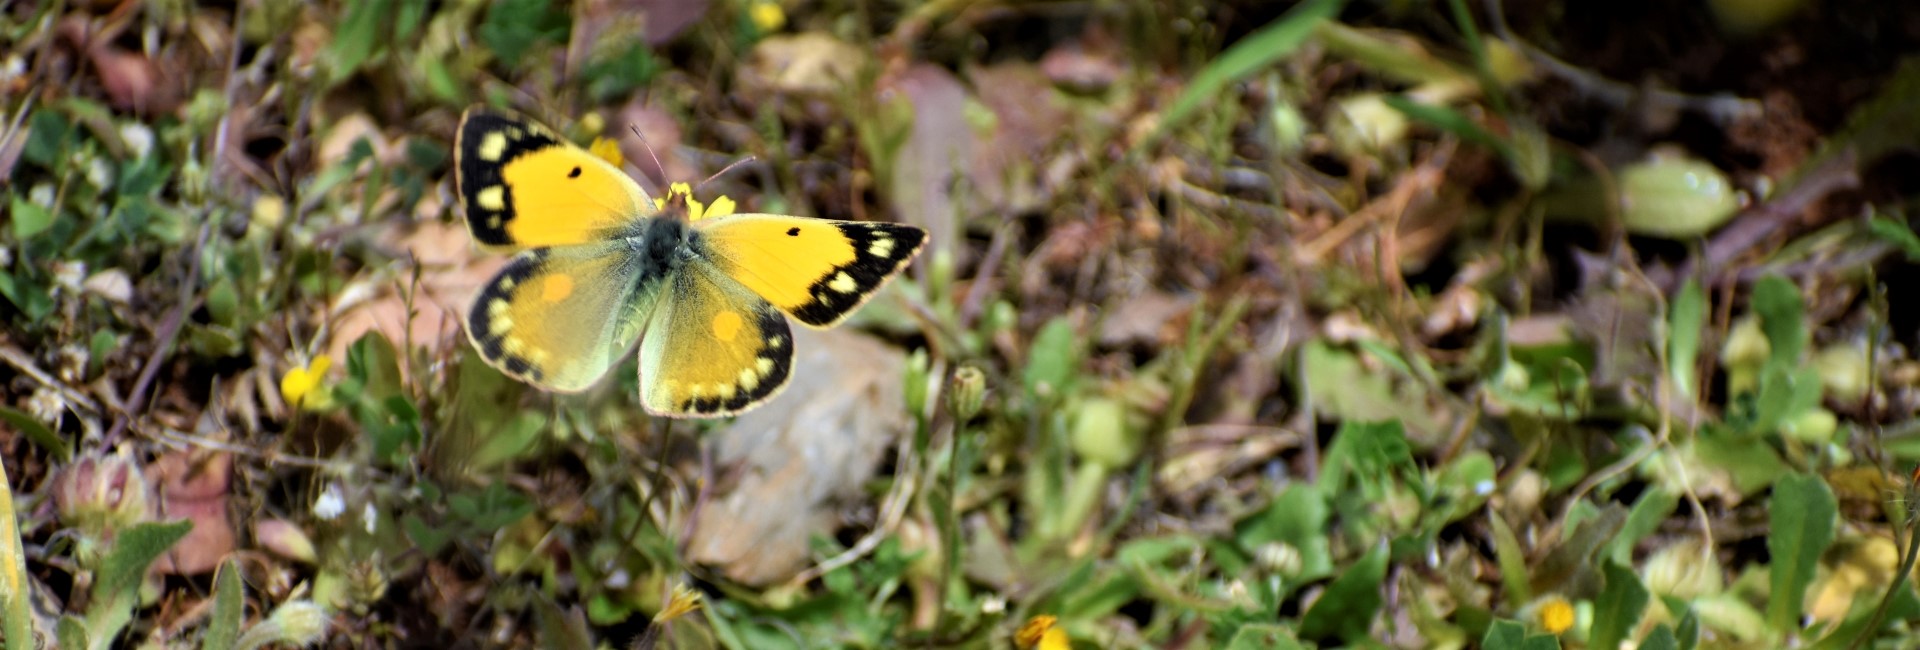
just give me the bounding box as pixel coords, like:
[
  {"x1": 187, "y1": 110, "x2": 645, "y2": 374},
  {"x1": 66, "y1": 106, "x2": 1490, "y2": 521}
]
[
  {"x1": 455, "y1": 109, "x2": 653, "y2": 249},
  {"x1": 695, "y1": 214, "x2": 928, "y2": 327}
]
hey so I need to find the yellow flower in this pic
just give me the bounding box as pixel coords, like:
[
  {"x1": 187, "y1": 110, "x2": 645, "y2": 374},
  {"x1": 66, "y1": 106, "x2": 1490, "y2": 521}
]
[
  {"x1": 749, "y1": 0, "x2": 786, "y2": 33},
  {"x1": 1016, "y1": 615, "x2": 1069, "y2": 650},
  {"x1": 280, "y1": 354, "x2": 334, "y2": 411},
  {"x1": 654, "y1": 182, "x2": 736, "y2": 221},
  {"x1": 655, "y1": 582, "x2": 705, "y2": 623},
  {"x1": 589, "y1": 136, "x2": 625, "y2": 167},
  {"x1": 1534, "y1": 594, "x2": 1575, "y2": 634}
]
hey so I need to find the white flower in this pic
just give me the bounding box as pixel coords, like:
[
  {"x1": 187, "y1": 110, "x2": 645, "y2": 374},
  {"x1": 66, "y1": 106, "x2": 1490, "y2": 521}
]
[
  {"x1": 85, "y1": 157, "x2": 113, "y2": 190},
  {"x1": 26, "y1": 387, "x2": 62, "y2": 424},
  {"x1": 361, "y1": 502, "x2": 377, "y2": 534},
  {"x1": 313, "y1": 484, "x2": 345, "y2": 520},
  {"x1": 51, "y1": 261, "x2": 86, "y2": 296},
  {"x1": 120, "y1": 123, "x2": 154, "y2": 159}
]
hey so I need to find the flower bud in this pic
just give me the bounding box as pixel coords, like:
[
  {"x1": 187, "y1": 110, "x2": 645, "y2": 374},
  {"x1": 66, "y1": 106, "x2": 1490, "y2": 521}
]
[
  {"x1": 948, "y1": 365, "x2": 987, "y2": 421},
  {"x1": 255, "y1": 518, "x2": 318, "y2": 564},
  {"x1": 234, "y1": 600, "x2": 329, "y2": 650},
  {"x1": 52, "y1": 452, "x2": 151, "y2": 540}
]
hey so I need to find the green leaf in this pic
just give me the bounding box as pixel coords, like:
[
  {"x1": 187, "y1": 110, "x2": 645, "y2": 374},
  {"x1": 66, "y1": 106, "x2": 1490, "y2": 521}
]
[
  {"x1": 205, "y1": 560, "x2": 245, "y2": 650},
  {"x1": 1482, "y1": 619, "x2": 1566, "y2": 650},
  {"x1": 1235, "y1": 484, "x2": 1334, "y2": 580},
  {"x1": 1767, "y1": 473, "x2": 1837, "y2": 630},
  {"x1": 479, "y1": 0, "x2": 570, "y2": 63},
  {"x1": 1149, "y1": 0, "x2": 1344, "y2": 147},
  {"x1": 1482, "y1": 619, "x2": 1527, "y2": 650},
  {"x1": 1752, "y1": 275, "x2": 1805, "y2": 371},
  {"x1": 1675, "y1": 608, "x2": 1699, "y2": 650},
  {"x1": 1488, "y1": 510, "x2": 1531, "y2": 608},
  {"x1": 9, "y1": 197, "x2": 53, "y2": 240},
  {"x1": 1299, "y1": 542, "x2": 1388, "y2": 642},
  {"x1": 1668, "y1": 279, "x2": 1706, "y2": 399},
  {"x1": 1226, "y1": 623, "x2": 1304, "y2": 650},
  {"x1": 0, "y1": 406, "x2": 69, "y2": 462},
  {"x1": 1640, "y1": 624, "x2": 1678, "y2": 650},
  {"x1": 86, "y1": 520, "x2": 193, "y2": 649},
  {"x1": 1023, "y1": 317, "x2": 1081, "y2": 400},
  {"x1": 584, "y1": 41, "x2": 660, "y2": 104},
  {"x1": 23, "y1": 110, "x2": 73, "y2": 168},
  {"x1": 1591, "y1": 562, "x2": 1650, "y2": 650},
  {"x1": 325, "y1": 0, "x2": 391, "y2": 85},
  {"x1": 1383, "y1": 95, "x2": 1515, "y2": 160},
  {"x1": 1607, "y1": 487, "x2": 1678, "y2": 565},
  {"x1": 1868, "y1": 216, "x2": 1920, "y2": 261},
  {"x1": 57, "y1": 617, "x2": 87, "y2": 650},
  {"x1": 0, "y1": 455, "x2": 35, "y2": 650},
  {"x1": 532, "y1": 597, "x2": 594, "y2": 650}
]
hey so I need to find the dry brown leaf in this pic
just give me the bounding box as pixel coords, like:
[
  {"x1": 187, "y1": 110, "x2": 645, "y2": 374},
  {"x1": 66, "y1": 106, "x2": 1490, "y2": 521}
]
[
  {"x1": 1097, "y1": 290, "x2": 1193, "y2": 347},
  {"x1": 966, "y1": 63, "x2": 1069, "y2": 213},
  {"x1": 328, "y1": 221, "x2": 501, "y2": 364},
  {"x1": 742, "y1": 32, "x2": 869, "y2": 97},
  {"x1": 1039, "y1": 24, "x2": 1124, "y2": 93},
  {"x1": 686, "y1": 328, "x2": 909, "y2": 585},
  {"x1": 148, "y1": 451, "x2": 233, "y2": 575},
  {"x1": 884, "y1": 63, "x2": 969, "y2": 264}
]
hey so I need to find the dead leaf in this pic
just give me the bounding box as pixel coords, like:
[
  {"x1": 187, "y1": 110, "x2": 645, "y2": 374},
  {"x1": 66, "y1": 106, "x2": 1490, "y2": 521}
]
[
  {"x1": 1038, "y1": 25, "x2": 1124, "y2": 93},
  {"x1": 966, "y1": 63, "x2": 1069, "y2": 213},
  {"x1": 1098, "y1": 290, "x2": 1193, "y2": 347},
  {"x1": 148, "y1": 451, "x2": 234, "y2": 575},
  {"x1": 328, "y1": 221, "x2": 498, "y2": 365},
  {"x1": 884, "y1": 63, "x2": 969, "y2": 265},
  {"x1": 742, "y1": 32, "x2": 869, "y2": 97},
  {"x1": 687, "y1": 328, "x2": 909, "y2": 585}
]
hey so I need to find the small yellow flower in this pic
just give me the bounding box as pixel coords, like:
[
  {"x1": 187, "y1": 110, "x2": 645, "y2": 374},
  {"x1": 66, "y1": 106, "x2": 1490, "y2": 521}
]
[
  {"x1": 1016, "y1": 615, "x2": 1069, "y2": 650},
  {"x1": 1534, "y1": 594, "x2": 1575, "y2": 634},
  {"x1": 656, "y1": 582, "x2": 705, "y2": 623},
  {"x1": 589, "y1": 136, "x2": 625, "y2": 168},
  {"x1": 749, "y1": 0, "x2": 786, "y2": 33},
  {"x1": 654, "y1": 182, "x2": 736, "y2": 221},
  {"x1": 280, "y1": 354, "x2": 334, "y2": 411}
]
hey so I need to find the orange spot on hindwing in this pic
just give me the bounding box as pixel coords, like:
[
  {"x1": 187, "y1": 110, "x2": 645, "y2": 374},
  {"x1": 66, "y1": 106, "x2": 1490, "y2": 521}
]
[
  {"x1": 711, "y1": 310, "x2": 744, "y2": 342},
  {"x1": 540, "y1": 275, "x2": 575, "y2": 303}
]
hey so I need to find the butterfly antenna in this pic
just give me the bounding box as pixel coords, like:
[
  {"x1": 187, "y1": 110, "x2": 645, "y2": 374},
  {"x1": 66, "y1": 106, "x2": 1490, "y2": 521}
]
[
  {"x1": 697, "y1": 156, "x2": 758, "y2": 193},
  {"x1": 627, "y1": 123, "x2": 670, "y2": 190}
]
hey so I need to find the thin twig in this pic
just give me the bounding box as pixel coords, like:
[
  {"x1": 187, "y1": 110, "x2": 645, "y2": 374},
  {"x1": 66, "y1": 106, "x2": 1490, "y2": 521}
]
[{"x1": 105, "y1": 223, "x2": 213, "y2": 444}]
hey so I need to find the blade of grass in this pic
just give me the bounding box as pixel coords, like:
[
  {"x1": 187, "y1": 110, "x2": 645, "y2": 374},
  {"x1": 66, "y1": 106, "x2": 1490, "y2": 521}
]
[{"x1": 1144, "y1": 0, "x2": 1345, "y2": 150}]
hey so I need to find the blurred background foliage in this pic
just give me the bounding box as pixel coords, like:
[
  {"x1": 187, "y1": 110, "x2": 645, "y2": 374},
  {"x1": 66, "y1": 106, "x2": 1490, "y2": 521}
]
[{"x1": 4, "y1": 0, "x2": 1920, "y2": 648}]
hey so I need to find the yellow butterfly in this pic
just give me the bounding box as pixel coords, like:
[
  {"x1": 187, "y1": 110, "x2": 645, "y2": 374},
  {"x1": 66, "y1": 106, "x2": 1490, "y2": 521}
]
[{"x1": 453, "y1": 107, "x2": 927, "y2": 417}]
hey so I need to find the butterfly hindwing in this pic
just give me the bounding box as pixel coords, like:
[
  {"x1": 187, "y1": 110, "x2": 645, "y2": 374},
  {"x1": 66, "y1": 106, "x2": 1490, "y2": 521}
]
[
  {"x1": 695, "y1": 214, "x2": 928, "y2": 327},
  {"x1": 638, "y1": 262, "x2": 794, "y2": 417},
  {"x1": 467, "y1": 243, "x2": 658, "y2": 392},
  {"x1": 455, "y1": 108, "x2": 652, "y2": 249}
]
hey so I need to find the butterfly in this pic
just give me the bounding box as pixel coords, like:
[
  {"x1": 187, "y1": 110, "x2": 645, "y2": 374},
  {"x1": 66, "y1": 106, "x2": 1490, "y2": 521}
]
[{"x1": 453, "y1": 107, "x2": 927, "y2": 417}]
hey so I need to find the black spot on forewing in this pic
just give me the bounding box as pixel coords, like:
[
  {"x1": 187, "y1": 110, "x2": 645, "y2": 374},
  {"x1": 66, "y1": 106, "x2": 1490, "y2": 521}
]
[
  {"x1": 456, "y1": 109, "x2": 563, "y2": 248},
  {"x1": 788, "y1": 222, "x2": 928, "y2": 327}
]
